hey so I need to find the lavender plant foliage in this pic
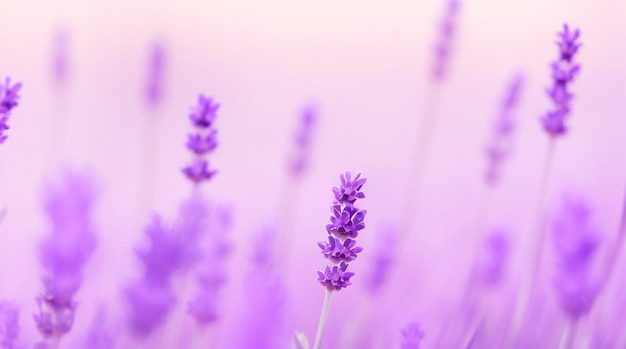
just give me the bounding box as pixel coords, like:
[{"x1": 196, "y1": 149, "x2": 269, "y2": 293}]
[
  {"x1": 187, "y1": 206, "x2": 232, "y2": 326},
  {"x1": 551, "y1": 195, "x2": 601, "y2": 320},
  {"x1": 0, "y1": 302, "x2": 19, "y2": 349},
  {"x1": 541, "y1": 24, "x2": 582, "y2": 137},
  {"x1": 0, "y1": 77, "x2": 23, "y2": 145},
  {"x1": 183, "y1": 95, "x2": 220, "y2": 183},
  {"x1": 289, "y1": 105, "x2": 317, "y2": 177},
  {"x1": 401, "y1": 322, "x2": 425, "y2": 349},
  {"x1": 36, "y1": 170, "x2": 97, "y2": 339},
  {"x1": 432, "y1": 0, "x2": 460, "y2": 81},
  {"x1": 318, "y1": 171, "x2": 367, "y2": 291},
  {"x1": 485, "y1": 75, "x2": 524, "y2": 186}
]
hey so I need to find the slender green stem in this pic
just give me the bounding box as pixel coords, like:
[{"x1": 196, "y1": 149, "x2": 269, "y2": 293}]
[{"x1": 313, "y1": 289, "x2": 333, "y2": 349}]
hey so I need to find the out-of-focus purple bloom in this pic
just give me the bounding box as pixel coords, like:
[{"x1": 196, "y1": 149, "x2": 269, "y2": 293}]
[
  {"x1": 541, "y1": 24, "x2": 581, "y2": 137},
  {"x1": 189, "y1": 95, "x2": 219, "y2": 129},
  {"x1": 146, "y1": 40, "x2": 165, "y2": 106},
  {"x1": 318, "y1": 171, "x2": 367, "y2": 291},
  {"x1": 365, "y1": 227, "x2": 397, "y2": 295},
  {"x1": 551, "y1": 196, "x2": 601, "y2": 320},
  {"x1": 125, "y1": 278, "x2": 175, "y2": 337},
  {"x1": 476, "y1": 231, "x2": 510, "y2": 286},
  {"x1": 400, "y1": 322, "x2": 424, "y2": 349},
  {"x1": 317, "y1": 262, "x2": 355, "y2": 291},
  {"x1": 0, "y1": 77, "x2": 23, "y2": 145},
  {"x1": 83, "y1": 309, "x2": 115, "y2": 349},
  {"x1": 36, "y1": 170, "x2": 97, "y2": 339},
  {"x1": 485, "y1": 75, "x2": 524, "y2": 186},
  {"x1": 431, "y1": 0, "x2": 461, "y2": 81},
  {"x1": 183, "y1": 159, "x2": 217, "y2": 184},
  {"x1": 0, "y1": 302, "x2": 19, "y2": 349},
  {"x1": 183, "y1": 95, "x2": 220, "y2": 184},
  {"x1": 187, "y1": 206, "x2": 232, "y2": 326},
  {"x1": 52, "y1": 30, "x2": 68, "y2": 85},
  {"x1": 289, "y1": 105, "x2": 317, "y2": 177},
  {"x1": 318, "y1": 236, "x2": 363, "y2": 263}
]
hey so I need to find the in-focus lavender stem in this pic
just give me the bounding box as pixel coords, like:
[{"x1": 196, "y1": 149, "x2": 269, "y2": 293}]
[{"x1": 313, "y1": 289, "x2": 333, "y2": 349}]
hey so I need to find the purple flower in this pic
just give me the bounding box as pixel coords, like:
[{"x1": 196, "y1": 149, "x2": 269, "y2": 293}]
[
  {"x1": 332, "y1": 171, "x2": 367, "y2": 205},
  {"x1": 0, "y1": 77, "x2": 23, "y2": 145},
  {"x1": 186, "y1": 131, "x2": 218, "y2": 155},
  {"x1": 431, "y1": 0, "x2": 461, "y2": 81},
  {"x1": 485, "y1": 75, "x2": 524, "y2": 186},
  {"x1": 476, "y1": 231, "x2": 510, "y2": 286},
  {"x1": 182, "y1": 159, "x2": 217, "y2": 184},
  {"x1": 183, "y1": 95, "x2": 220, "y2": 184},
  {"x1": 125, "y1": 278, "x2": 175, "y2": 337},
  {"x1": 146, "y1": 40, "x2": 165, "y2": 106},
  {"x1": 288, "y1": 105, "x2": 318, "y2": 177},
  {"x1": 541, "y1": 24, "x2": 581, "y2": 137},
  {"x1": 551, "y1": 195, "x2": 601, "y2": 320},
  {"x1": 318, "y1": 236, "x2": 363, "y2": 263},
  {"x1": 187, "y1": 206, "x2": 232, "y2": 326},
  {"x1": 326, "y1": 204, "x2": 367, "y2": 239},
  {"x1": 317, "y1": 262, "x2": 355, "y2": 291},
  {"x1": 36, "y1": 170, "x2": 97, "y2": 339},
  {"x1": 189, "y1": 95, "x2": 219, "y2": 128},
  {"x1": 365, "y1": 227, "x2": 397, "y2": 294},
  {"x1": 0, "y1": 302, "x2": 19, "y2": 349},
  {"x1": 400, "y1": 322, "x2": 424, "y2": 349},
  {"x1": 317, "y1": 171, "x2": 367, "y2": 291},
  {"x1": 52, "y1": 29, "x2": 69, "y2": 85}
]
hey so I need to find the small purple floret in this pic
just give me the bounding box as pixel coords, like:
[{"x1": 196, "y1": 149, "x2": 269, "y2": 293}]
[
  {"x1": 317, "y1": 262, "x2": 355, "y2": 291},
  {"x1": 189, "y1": 95, "x2": 219, "y2": 128}
]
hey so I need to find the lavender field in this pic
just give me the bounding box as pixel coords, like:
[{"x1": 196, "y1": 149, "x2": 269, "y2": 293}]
[{"x1": 0, "y1": 0, "x2": 625, "y2": 348}]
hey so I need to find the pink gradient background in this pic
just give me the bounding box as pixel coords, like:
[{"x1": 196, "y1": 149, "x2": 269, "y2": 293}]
[{"x1": 0, "y1": 0, "x2": 625, "y2": 347}]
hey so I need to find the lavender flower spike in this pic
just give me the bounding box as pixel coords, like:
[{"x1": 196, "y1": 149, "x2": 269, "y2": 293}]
[
  {"x1": 0, "y1": 77, "x2": 23, "y2": 145},
  {"x1": 313, "y1": 171, "x2": 367, "y2": 349},
  {"x1": 431, "y1": 0, "x2": 461, "y2": 81},
  {"x1": 541, "y1": 24, "x2": 582, "y2": 137},
  {"x1": 146, "y1": 40, "x2": 166, "y2": 106},
  {"x1": 183, "y1": 94, "x2": 220, "y2": 184},
  {"x1": 289, "y1": 105, "x2": 318, "y2": 177},
  {"x1": 485, "y1": 74, "x2": 524, "y2": 186}
]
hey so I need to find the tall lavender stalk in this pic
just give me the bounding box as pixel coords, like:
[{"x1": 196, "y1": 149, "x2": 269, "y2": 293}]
[
  {"x1": 0, "y1": 77, "x2": 22, "y2": 222},
  {"x1": 509, "y1": 24, "x2": 582, "y2": 346},
  {"x1": 551, "y1": 196, "x2": 601, "y2": 349},
  {"x1": 137, "y1": 40, "x2": 167, "y2": 213},
  {"x1": 313, "y1": 171, "x2": 367, "y2": 349},
  {"x1": 277, "y1": 105, "x2": 318, "y2": 263},
  {"x1": 34, "y1": 170, "x2": 98, "y2": 348}
]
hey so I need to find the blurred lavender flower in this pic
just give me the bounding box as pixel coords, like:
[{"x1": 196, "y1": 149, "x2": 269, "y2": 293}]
[
  {"x1": 187, "y1": 206, "x2": 232, "y2": 326},
  {"x1": 0, "y1": 302, "x2": 19, "y2": 349},
  {"x1": 82, "y1": 308, "x2": 114, "y2": 349},
  {"x1": 475, "y1": 231, "x2": 510, "y2": 287},
  {"x1": 365, "y1": 227, "x2": 397, "y2": 295},
  {"x1": 289, "y1": 105, "x2": 317, "y2": 177},
  {"x1": 234, "y1": 226, "x2": 287, "y2": 349},
  {"x1": 146, "y1": 40, "x2": 165, "y2": 106},
  {"x1": 551, "y1": 196, "x2": 601, "y2": 320},
  {"x1": 431, "y1": 0, "x2": 461, "y2": 81},
  {"x1": 541, "y1": 24, "x2": 581, "y2": 137},
  {"x1": 52, "y1": 30, "x2": 69, "y2": 85},
  {"x1": 0, "y1": 77, "x2": 23, "y2": 145},
  {"x1": 400, "y1": 322, "x2": 424, "y2": 349},
  {"x1": 183, "y1": 95, "x2": 220, "y2": 184},
  {"x1": 318, "y1": 171, "x2": 367, "y2": 291},
  {"x1": 36, "y1": 170, "x2": 97, "y2": 340},
  {"x1": 485, "y1": 75, "x2": 524, "y2": 186}
]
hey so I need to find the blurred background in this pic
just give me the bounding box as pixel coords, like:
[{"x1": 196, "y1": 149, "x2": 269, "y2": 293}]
[{"x1": 0, "y1": 0, "x2": 625, "y2": 348}]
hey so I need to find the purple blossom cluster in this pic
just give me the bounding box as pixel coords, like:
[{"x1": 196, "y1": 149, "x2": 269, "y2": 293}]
[
  {"x1": 0, "y1": 78, "x2": 23, "y2": 145},
  {"x1": 432, "y1": 0, "x2": 461, "y2": 81},
  {"x1": 317, "y1": 172, "x2": 367, "y2": 291},
  {"x1": 183, "y1": 95, "x2": 220, "y2": 184},
  {"x1": 289, "y1": 105, "x2": 317, "y2": 177},
  {"x1": 35, "y1": 171, "x2": 97, "y2": 343},
  {"x1": 541, "y1": 24, "x2": 582, "y2": 137},
  {"x1": 0, "y1": 302, "x2": 19, "y2": 349},
  {"x1": 551, "y1": 196, "x2": 601, "y2": 320}
]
